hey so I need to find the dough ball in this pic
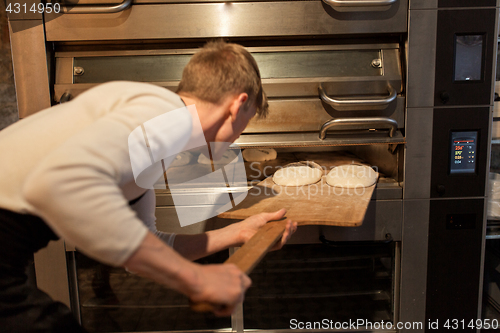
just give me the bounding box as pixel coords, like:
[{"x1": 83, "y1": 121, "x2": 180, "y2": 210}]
[
  {"x1": 273, "y1": 166, "x2": 323, "y2": 186},
  {"x1": 242, "y1": 148, "x2": 277, "y2": 162},
  {"x1": 198, "y1": 150, "x2": 238, "y2": 165},
  {"x1": 326, "y1": 164, "x2": 378, "y2": 188},
  {"x1": 169, "y1": 152, "x2": 193, "y2": 167}
]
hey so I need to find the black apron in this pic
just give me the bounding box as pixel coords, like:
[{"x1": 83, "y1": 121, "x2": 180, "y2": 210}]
[{"x1": 0, "y1": 193, "x2": 145, "y2": 333}]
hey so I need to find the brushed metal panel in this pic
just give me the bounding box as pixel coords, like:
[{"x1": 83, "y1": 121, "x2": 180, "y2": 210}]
[
  {"x1": 490, "y1": 8, "x2": 500, "y2": 106},
  {"x1": 33, "y1": 239, "x2": 71, "y2": 307},
  {"x1": 404, "y1": 108, "x2": 433, "y2": 199},
  {"x1": 399, "y1": 199, "x2": 429, "y2": 333},
  {"x1": 55, "y1": 57, "x2": 74, "y2": 85},
  {"x1": 245, "y1": 97, "x2": 404, "y2": 133},
  {"x1": 44, "y1": 1, "x2": 407, "y2": 41},
  {"x1": 406, "y1": 8, "x2": 437, "y2": 109},
  {"x1": 72, "y1": 49, "x2": 383, "y2": 84},
  {"x1": 409, "y1": 0, "x2": 437, "y2": 10},
  {"x1": 8, "y1": 20, "x2": 51, "y2": 117},
  {"x1": 234, "y1": 130, "x2": 405, "y2": 148}
]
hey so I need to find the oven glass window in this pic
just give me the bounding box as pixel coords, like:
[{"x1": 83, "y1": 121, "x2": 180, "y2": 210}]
[
  {"x1": 243, "y1": 243, "x2": 396, "y2": 329},
  {"x1": 73, "y1": 50, "x2": 382, "y2": 84},
  {"x1": 454, "y1": 34, "x2": 484, "y2": 82},
  {"x1": 75, "y1": 251, "x2": 231, "y2": 332}
]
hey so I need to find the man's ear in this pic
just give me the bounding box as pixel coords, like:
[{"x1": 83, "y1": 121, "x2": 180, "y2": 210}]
[{"x1": 228, "y1": 93, "x2": 248, "y2": 121}]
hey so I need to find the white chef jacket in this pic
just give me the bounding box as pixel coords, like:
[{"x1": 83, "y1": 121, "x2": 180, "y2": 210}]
[{"x1": 0, "y1": 81, "x2": 192, "y2": 266}]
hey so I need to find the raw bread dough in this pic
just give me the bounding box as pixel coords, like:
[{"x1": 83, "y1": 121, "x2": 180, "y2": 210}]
[
  {"x1": 273, "y1": 165, "x2": 323, "y2": 186},
  {"x1": 242, "y1": 148, "x2": 277, "y2": 162},
  {"x1": 326, "y1": 164, "x2": 378, "y2": 188},
  {"x1": 198, "y1": 150, "x2": 238, "y2": 165},
  {"x1": 169, "y1": 152, "x2": 193, "y2": 167}
]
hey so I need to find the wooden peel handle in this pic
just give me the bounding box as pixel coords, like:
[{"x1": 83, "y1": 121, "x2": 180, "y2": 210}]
[{"x1": 190, "y1": 220, "x2": 288, "y2": 313}]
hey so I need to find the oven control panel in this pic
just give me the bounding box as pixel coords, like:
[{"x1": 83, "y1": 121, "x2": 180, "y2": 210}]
[
  {"x1": 449, "y1": 131, "x2": 477, "y2": 175},
  {"x1": 431, "y1": 108, "x2": 488, "y2": 198}
]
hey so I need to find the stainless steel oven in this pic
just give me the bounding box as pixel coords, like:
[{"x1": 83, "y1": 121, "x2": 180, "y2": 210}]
[{"x1": 7, "y1": 0, "x2": 500, "y2": 332}]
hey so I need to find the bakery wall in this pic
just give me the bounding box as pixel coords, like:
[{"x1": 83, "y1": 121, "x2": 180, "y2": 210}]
[{"x1": 0, "y1": 5, "x2": 19, "y2": 130}]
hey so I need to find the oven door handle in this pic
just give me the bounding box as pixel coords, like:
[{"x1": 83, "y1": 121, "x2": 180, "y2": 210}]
[
  {"x1": 319, "y1": 117, "x2": 398, "y2": 139},
  {"x1": 61, "y1": 0, "x2": 133, "y2": 14},
  {"x1": 319, "y1": 83, "x2": 397, "y2": 111},
  {"x1": 322, "y1": 0, "x2": 397, "y2": 7}
]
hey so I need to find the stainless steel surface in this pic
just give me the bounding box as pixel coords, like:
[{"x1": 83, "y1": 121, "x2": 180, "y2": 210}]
[
  {"x1": 67, "y1": 251, "x2": 82, "y2": 324},
  {"x1": 54, "y1": 45, "x2": 402, "y2": 104},
  {"x1": 233, "y1": 131, "x2": 405, "y2": 148},
  {"x1": 350, "y1": 144, "x2": 401, "y2": 181},
  {"x1": 33, "y1": 239, "x2": 71, "y2": 308},
  {"x1": 319, "y1": 83, "x2": 397, "y2": 111},
  {"x1": 371, "y1": 58, "x2": 382, "y2": 68},
  {"x1": 399, "y1": 199, "x2": 429, "y2": 333},
  {"x1": 61, "y1": 0, "x2": 132, "y2": 14},
  {"x1": 408, "y1": 0, "x2": 437, "y2": 10},
  {"x1": 73, "y1": 66, "x2": 84, "y2": 76},
  {"x1": 70, "y1": 47, "x2": 386, "y2": 82},
  {"x1": 403, "y1": 108, "x2": 433, "y2": 199},
  {"x1": 479, "y1": 199, "x2": 489, "y2": 322},
  {"x1": 245, "y1": 97, "x2": 404, "y2": 134},
  {"x1": 490, "y1": 9, "x2": 500, "y2": 106},
  {"x1": 44, "y1": 1, "x2": 408, "y2": 41},
  {"x1": 322, "y1": 0, "x2": 397, "y2": 7},
  {"x1": 8, "y1": 20, "x2": 51, "y2": 118},
  {"x1": 59, "y1": 92, "x2": 72, "y2": 103},
  {"x1": 319, "y1": 117, "x2": 398, "y2": 139},
  {"x1": 230, "y1": 246, "x2": 244, "y2": 333},
  {"x1": 393, "y1": 241, "x2": 401, "y2": 323},
  {"x1": 406, "y1": 7, "x2": 437, "y2": 108}
]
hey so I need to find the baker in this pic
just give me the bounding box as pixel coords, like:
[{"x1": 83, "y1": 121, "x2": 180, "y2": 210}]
[{"x1": 0, "y1": 41, "x2": 297, "y2": 332}]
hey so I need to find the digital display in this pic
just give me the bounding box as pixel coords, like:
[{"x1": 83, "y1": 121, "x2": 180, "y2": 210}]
[
  {"x1": 449, "y1": 131, "x2": 477, "y2": 174},
  {"x1": 454, "y1": 34, "x2": 484, "y2": 82}
]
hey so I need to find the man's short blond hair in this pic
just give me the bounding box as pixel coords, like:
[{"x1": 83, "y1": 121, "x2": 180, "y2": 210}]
[{"x1": 177, "y1": 41, "x2": 268, "y2": 117}]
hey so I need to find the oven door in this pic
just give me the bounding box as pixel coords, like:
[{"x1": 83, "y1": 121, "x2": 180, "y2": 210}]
[
  {"x1": 44, "y1": 0, "x2": 407, "y2": 41},
  {"x1": 55, "y1": 43, "x2": 404, "y2": 146}
]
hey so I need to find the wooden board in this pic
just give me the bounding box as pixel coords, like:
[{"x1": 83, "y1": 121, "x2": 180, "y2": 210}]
[{"x1": 218, "y1": 176, "x2": 376, "y2": 227}]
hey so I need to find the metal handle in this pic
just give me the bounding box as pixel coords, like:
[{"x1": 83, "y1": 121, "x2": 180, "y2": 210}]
[
  {"x1": 319, "y1": 117, "x2": 398, "y2": 139},
  {"x1": 319, "y1": 83, "x2": 397, "y2": 111},
  {"x1": 61, "y1": 0, "x2": 133, "y2": 14},
  {"x1": 322, "y1": 0, "x2": 397, "y2": 7}
]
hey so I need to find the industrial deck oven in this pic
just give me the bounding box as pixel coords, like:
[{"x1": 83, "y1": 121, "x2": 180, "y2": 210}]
[{"x1": 6, "y1": 0, "x2": 500, "y2": 332}]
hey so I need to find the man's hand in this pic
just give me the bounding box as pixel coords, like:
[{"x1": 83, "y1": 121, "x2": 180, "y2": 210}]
[
  {"x1": 189, "y1": 263, "x2": 251, "y2": 316},
  {"x1": 231, "y1": 208, "x2": 298, "y2": 250},
  {"x1": 173, "y1": 209, "x2": 297, "y2": 261}
]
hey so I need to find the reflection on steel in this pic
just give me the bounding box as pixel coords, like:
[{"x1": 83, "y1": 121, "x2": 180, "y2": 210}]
[
  {"x1": 319, "y1": 117, "x2": 398, "y2": 139},
  {"x1": 319, "y1": 83, "x2": 397, "y2": 111},
  {"x1": 322, "y1": 0, "x2": 397, "y2": 7},
  {"x1": 73, "y1": 67, "x2": 84, "y2": 76},
  {"x1": 233, "y1": 131, "x2": 404, "y2": 148},
  {"x1": 59, "y1": 92, "x2": 72, "y2": 104},
  {"x1": 61, "y1": 0, "x2": 133, "y2": 14}
]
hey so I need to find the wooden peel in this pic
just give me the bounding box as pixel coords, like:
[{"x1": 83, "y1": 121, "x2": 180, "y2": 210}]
[
  {"x1": 191, "y1": 171, "x2": 377, "y2": 312},
  {"x1": 190, "y1": 219, "x2": 288, "y2": 312}
]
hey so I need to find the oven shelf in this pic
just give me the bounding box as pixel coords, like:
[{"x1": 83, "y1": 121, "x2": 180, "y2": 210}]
[{"x1": 233, "y1": 131, "x2": 405, "y2": 148}]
